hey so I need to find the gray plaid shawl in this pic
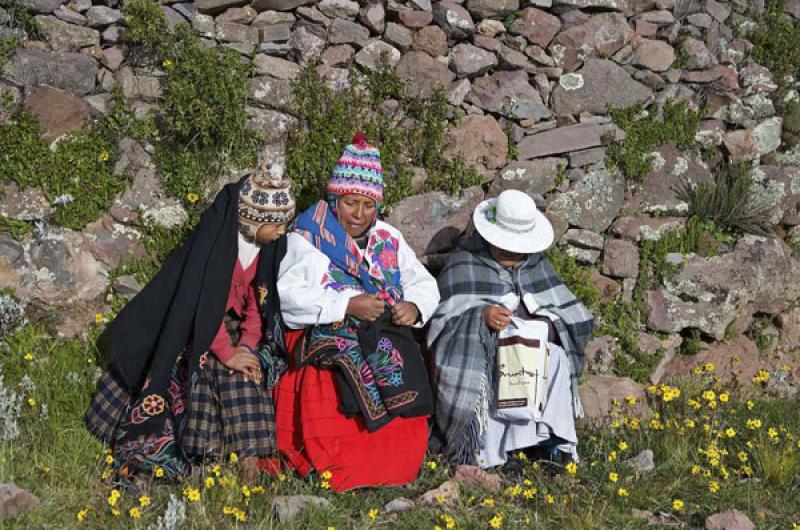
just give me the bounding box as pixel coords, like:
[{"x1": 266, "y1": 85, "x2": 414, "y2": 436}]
[{"x1": 428, "y1": 235, "x2": 594, "y2": 464}]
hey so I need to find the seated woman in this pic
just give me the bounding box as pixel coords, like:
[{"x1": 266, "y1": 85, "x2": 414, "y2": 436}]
[
  {"x1": 274, "y1": 133, "x2": 440, "y2": 491},
  {"x1": 85, "y1": 169, "x2": 295, "y2": 486},
  {"x1": 428, "y1": 189, "x2": 594, "y2": 469}
]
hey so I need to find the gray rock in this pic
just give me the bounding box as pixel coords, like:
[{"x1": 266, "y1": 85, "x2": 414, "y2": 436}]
[
  {"x1": 610, "y1": 216, "x2": 687, "y2": 242},
  {"x1": 383, "y1": 497, "x2": 415, "y2": 514},
  {"x1": 295, "y1": 5, "x2": 330, "y2": 25},
  {"x1": 510, "y1": 7, "x2": 560, "y2": 48},
  {"x1": 23, "y1": 84, "x2": 89, "y2": 143},
  {"x1": 115, "y1": 67, "x2": 162, "y2": 101},
  {"x1": 469, "y1": 70, "x2": 550, "y2": 121},
  {"x1": 161, "y1": 5, "x2": 188, "y2": 30},
  {"x1": 4, "y1": 49, "x2": 98, "y2": 95},
  {"x1": 18, "y1": 0, "x2": 62, "y2": 13},
  {"x1": 0, "y1": 182, "x2": 51, "y2": 222},
  {"x1": 602, "y1": 238, "x2": 639, "y2": 278},
  {"x1": 246, "y1": 76, "x2": 293, "y2": 112},
  {"x1": 85, "y1": 6, "x2": 121, "y2": 27},
  {"x1": 83, "y1": 214, "x2": 146, "y2": 269},
  {"x1": 322, "y1": 44, "x2": 355, "y2": 67},
  {"x1": 395, "y1": 51, "x2": 456, "y2": 99},
  {"x1": 705, "y1": 510, "x2": 756, "y2": 530},
  {"x1": 252, "y1": 9, "x2": 295, "y2": 25},
  {"x1": 85, "y1": 93, "x2": 113, "y2": 115},
  {"x1": 450, "y1": 43, "x2": 497, "y2": 78},
  {"x1": 412, "y1": 25, "x2": 448, "y2": 57},
  {"x1": 252, "y1": 0, "x2": 313, "y2": 10},
  {"x1": 216, "y1": 21, "x2": 260, "y2": 43},
  {"x1": 624, "y1": 449, "x2": 655, "y2": 472},
  {"x1": 680, "y1": 37, "x2": 717, "y2": 70},
  {"x1": 272, "y1": 495, "x2": 332, "y2": 524},
  {"x1": 288, "y1": 22, "x2": 327, "y2": 65},
  {"x1": 564, "y1": 228, "x2": 604, "y2": 250},
  {"x1": 547, "y1": 12, "x2": 633, "y2": 72},
  {"x1": 724, "y1": 117, "x2": 783, "y2": 161},
  {"x1": 260, "y1": 23, "x2": 293, "y2": 42},
  {"x1": 705, "y1": 0, "x2": 730, "y2": 22},
  {"x1": 585, "y1": 335, "x2": 620, "y2": 373},
  {"x1": 631, "y1": 38, "x2": 675, "y2": 72},
  {"x1": 354, "y1": 40, "x2": 401, "y2": 70},
  {"x1": 445, "y1": 115, "x2": 507, "y2": 170},
  {"x1": 432, "y1": 0, "x2": 474, "y2": 40},
  {"x1": 488, "y1": 158, "x2": 563, "y2": 197},
  {"x1": 328, "y1": 17, "x2": 369, "y2": 47},
  {"x1": 647, "y1": 237, "x2": 800, "y2": 340},
  {"x1": 253, "y1": 54, "x2": 301, "y2": 79},
  {"x1": 446, "y1": 78, "x2": 471, "y2": 106},
  {"x1": 217, "y1": 5, "x2": 256, "y2": 23},
  {"x1": 547, "y1": 164, "x2": 624, "y2": 232},
  {"x1": 566, "y1": 246, "x2": 601, "y2": 264},
  {"x1": 419, "y1": 480, "x2": 460, "y2": 506},
  {"x1": 100, "y1": 46, "x2": 124, "y2": 70},
  {"x1": 466, "y1": 0, "x2": 519, "y2": 19},
  {"x1": 517, "y1": 122, "x2": 618, "y2": 159},
  {"x1": 112, "y1": 275, "x2": 143, "y2": 298},
  {"x1": 53, "y1": 6, "x2": 87, "y2": 25},
  {"x1": 553, "y1": 0, "x2": 627, "y2": 8},
  {"x1": 578, "y1": 374, "x2": 649, "y2": 427},
  {"x1": 568, "y1": 147, "x2": 606, "y2": 167},
  {"x1": 398, "y1": 10, "x2": 433, "y2": 29},
  {"x1": 111, "y1": 138, "x2": 173, "y2": 224},
  {"x1": 34, "y1": 15, "x2": 100, "y2": 51},
  {"x1": 498, "y1": 45, "x2": 528, "y2": 69},
  {"x1": 386, "y1": 186, "x2": 484, "y2": 256},
  {"x1": 384, "y1": 22, "x2": 412, "y2": 51},
  {"x1": 196, "y1": 0, "x2": 248, "y2": 15},
  {"x1": 318, "y1": 0, "x2": 359, "y2": 19},
  {"x1": 360, "y1": 2, "x2": 384, "y2": 34},
  {"x1": 246, "y1": 107, "x2": 297, "y2": 144},
  {"x1": 551, "y1": 59, "x2": 652, "y2": 117},
  {"x1": 173, "y1": 3, "x2": 199, "y2": 20},
  {"x1": 0, "y1": 483, "x2": 40, "y2": 521}
]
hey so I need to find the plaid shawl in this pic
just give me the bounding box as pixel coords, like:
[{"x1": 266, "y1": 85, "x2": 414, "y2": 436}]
[{"x1": 428, "y1": 235, "x2": 594, "y2": 464}]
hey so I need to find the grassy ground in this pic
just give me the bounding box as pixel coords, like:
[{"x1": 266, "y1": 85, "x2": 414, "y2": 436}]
[{"x1": 1, "y1": 324, "x2": 798, "y2": 529}]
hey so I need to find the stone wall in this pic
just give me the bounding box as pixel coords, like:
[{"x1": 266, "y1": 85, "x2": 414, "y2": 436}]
[{"x1": 2, "y1": 0, "x2": 800, "y2": 395}]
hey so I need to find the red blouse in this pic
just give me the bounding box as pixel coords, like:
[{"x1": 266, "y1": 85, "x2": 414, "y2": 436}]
[{"x1": 210, "y1": 256, "x2": 261, "y2": 364}]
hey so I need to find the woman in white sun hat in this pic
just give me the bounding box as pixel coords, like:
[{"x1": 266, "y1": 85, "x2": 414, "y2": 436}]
[{"x1": 428, "y1": 189, "x2": 594, "y2": 472}]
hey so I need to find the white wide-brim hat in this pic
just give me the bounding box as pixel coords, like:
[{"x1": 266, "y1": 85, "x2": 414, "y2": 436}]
[{"x1": 473, "y1": 189, "x2": 554, "y2": 254}]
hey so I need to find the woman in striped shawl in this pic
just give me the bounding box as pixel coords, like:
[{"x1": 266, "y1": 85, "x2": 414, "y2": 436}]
[{"x1": 428, "y1": 190, "x2": 594, "y2": 469}]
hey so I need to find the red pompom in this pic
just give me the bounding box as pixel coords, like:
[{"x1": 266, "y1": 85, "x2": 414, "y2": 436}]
[{"x1": 351, "y1": 131, "x2": 367, "y2": 147}]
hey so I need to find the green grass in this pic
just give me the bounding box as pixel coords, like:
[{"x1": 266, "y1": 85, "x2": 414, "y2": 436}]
[{"x1": 1, "y1": 325, "x2": 798, "y2": 529}]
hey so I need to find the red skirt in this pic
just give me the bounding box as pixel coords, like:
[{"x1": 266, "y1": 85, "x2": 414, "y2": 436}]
[{"x1": 272, "y1": 330, "x2": 429, "y2": 491}]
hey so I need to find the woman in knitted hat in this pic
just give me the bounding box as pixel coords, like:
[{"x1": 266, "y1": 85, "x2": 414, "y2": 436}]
[
  {"x1": 273, "y1": 132, "x2": 440, "y2": 491},
  {"x1": 85, "y1": 168, "x2": 296, "y2": 488}
]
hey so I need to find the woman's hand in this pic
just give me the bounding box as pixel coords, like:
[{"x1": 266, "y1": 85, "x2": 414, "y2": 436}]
[
  {"x1": 391, "y1": 301, "x2": 420, "y2": 327},
  {"x1": 223, "y1": 347, "x2": 263, "y2": 384},
  {"x1": 346, "y1": 294, "x2": 386, "y2": 322},
  {"x1": 483, "y1": 305, "x2": 512, "y2": 332}
]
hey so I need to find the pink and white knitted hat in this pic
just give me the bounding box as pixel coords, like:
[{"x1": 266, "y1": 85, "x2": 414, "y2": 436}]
[{"x1": 327, "y1": 132, "x2": 384, "y2": 204}]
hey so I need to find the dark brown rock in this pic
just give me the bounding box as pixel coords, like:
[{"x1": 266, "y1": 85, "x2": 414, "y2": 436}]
[
  {"x1": 432, "y1": 0, "x2": 474, "y2": 40},
  {"x1": 469, "y1": 70, "x2": 550, "y2": 121},
  {"x1": 23, "y1": 85, "x2": 89, "y2": 143},
  {"x1": 445, "y1": 115, "x2": 507, "y2": 170},
  {"x1": 395, "y1": 51, "x2": 456, "y2": 98},
  {"x1": 488, "y1": 158, "x2": 563, "y2": 197},
  {"x1": 602, "y1": 238, "x2": 639, "y2": 278},
  {"x1": 510, "y1": 7, "x2": 560, "y2": 47},
  {"x1": 5, "y1": 49, "x2": 98, "y2": 95},
  {"x1": 551, "y1": 59, "x2": 652, "y2": 117},
  {"x1": 517, "y1": 122, "x2": 618, "y2": 159},
  {"x1": 412, "y1": 25, "x2": 448, "y2": 56}
]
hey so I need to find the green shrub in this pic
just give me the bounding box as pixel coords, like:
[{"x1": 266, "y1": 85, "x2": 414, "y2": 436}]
[
  {"x1": 98, "y1": 89, "x2": 159, "y2": 145},
  {"x1": 750, "y1": 1, "x2": 800, "y2": 95},
  {"x1": 287, "y1": 61, "x2": 482, "y2": 211},
  {"x1": 544, "y1": 249, "x2": 600, "y2": 310},
  {"x1": 676, "y1": 161, "x2": 776, "y2": 236},
  {"x1": 0, "y1": 36, "x2": 19, "y2": 72},
  {"x1": 748, "y1": 314, "x2": 778, "y2": 353},
  {"x1": 605, "y1": 101, "x2": 706, "y2": 181},
  {"x1": 0, "y1": 108, "x2": 125, "y2": 230}
]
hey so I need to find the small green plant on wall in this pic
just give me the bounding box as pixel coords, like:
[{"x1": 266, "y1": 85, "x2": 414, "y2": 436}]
[{"x1": 286, "y1": 59, "x2": 482, "y2": 212}]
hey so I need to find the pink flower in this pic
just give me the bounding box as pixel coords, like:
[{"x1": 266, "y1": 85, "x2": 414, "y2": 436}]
[{"x1": 378, "y1": 248, "x2": 397, "y2": 269}]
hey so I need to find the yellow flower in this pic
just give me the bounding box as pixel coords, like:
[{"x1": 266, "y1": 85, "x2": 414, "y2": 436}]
[
  {"x1": 746, "y1": 400, "x2": 754, "y2": 410},
  {"x1": 688, "y1": 399, "x2": 701, "y2": 410},
  {"x1": 105, "y1": 455, "x2": 114, "y2": 465},
  {"x1": 101, "y1": 468, "x2": 112, "y2": 480},
  {"x1": 205, "y1": 476, "x2": 215, "y2": 489},
  {"x1": 107, "y1": 489, "x2": 121, "y2": 507},
  {"x1": 672, "y1": 499, "x2": 684, "y2": 511},
  {"x1": 241, "y1": 484, "x2": 251, "y2": 498},
  {"x1": 693, "y1": 366, "x2": 704, "y2": 376},
  {"x1": 320, "y1": 480, "x2": 330, "y2": 489},
  {"x1": 440, "y1": 514, "x2": 456, "y2": 529},
  {"x1": 545, "y1": 494, "x2": 555, "y2": 504},
  {"x1": 27, "y1": 398, "x2": 36, "y2": 407},
  {"x1": 162, "y1": 59, "x2": 173, "y2": 68},
  {"x1": 617, "y1": 487, "x2": 629, "y2": 497},
  {"x1": 719, "y1": 392, "x2": 729, "y2": 403},
  {"x1": 608, "y1": 472, "x2": 618, "y2": 483},
  {"x1": 625, "y1": 395, "x2": 637, "y2": 405},
  {"x1": 516, "y1": 451, "x2": 527, "y2": 460},
  {"x1": 229, "y1": 452, "x2": 239, "y2": 464},
  {"x1": 154, "y1": 466, "x2": 164, "y2": 478},
  {"x1": 737, "y1": 451, "x2": 748, "y2": 463},
  {"x1": 482, "y1": 497, "x2": 495, "y2": 507},
  {"x1": 129, "y1": 507, "x2": 141, "y2": 519},
  {"x1": 76, "y1": 508, "x2": 89, "y2": 522},
  {"x1": 702, "y1": 390, "x2": 716, "y2": 401},
  {"x1": 41, "y1": 466, "x2": 50, "y2": 474},
  {"x1": 251, "y1": 486, "x2": 264, "y2": 494},
  {"x1": 704, "y1": 362, "x2": 715, "y2": 372},
  {"x1": 489, "y1": 514, "x2": 503, "y2": 528},
  {"x1": 368, "y1": 508, "x2": 379, "y2": 520},
  {"x1": 691, "y1": 464, "x2": 701, "y2": 475},
  {"x1": 95, "y1": 313, "x2": 104, "y2": 324},
  {"x1": 618, "y1": 441, "x2": 628, "y2": 451},
  {"x1": 23, "y1": 353, "x2": 33, "y2": 361},
  {"x1": 684, "y1": 418, "x2": 696, "y2": 428},
  {"x1": 426, "y1": 461, "x2": 438, "y2": 470},
  {"x1": 746, "y1": 418, "x2": 762, "y2": 430},
  {"x1": 278, "y1": 473, "x2": 287, "y2": 481},
  {"x1": 321, "y1": 470, "x2": 333, "y2": 480},
  {"x1": 741, "y1": 465, "x2": 753, "y2": 476},
  {"x1": 111, "y1": 508, "x2": 121, "y2": 517},
  {"x1": 708, "y1": 400, "x2": 718, "y2": 410},
  {"x1": 607, "y1": 450, "x2": 617, "y2": 462},
  {"x1": 523, "y1": 488, "x2": 537, "y2": 499},
  {"x1": 565, "y1": 461, "x2": 577, "y2": 475},
  {"x1": 139, "y1": 496, "x2": 151, "y2": 507},
  {"x1": 725, "y1": 427, "x2": 736, "y2": 438},
  {"x1": 752, "y1": 369, "x2": 770, "y2": 384},
  {"x1": 186, "y1": 193, "x2": 199, "y2": 203},
  {"x1": 708, "y1": 480, "x2": 720, "y2": 493},
  {"x1": 781, "y1": 364, "x2": 791, "y2": 372},
  {"x1": 183, "y1": 486, "x2": 200, "y2": 502},
  {"x1": 100, "y1": 151, "x2": 110, "y2": 162},
  {"x1": 211, "y1": 464, "x2": 221, "y2": 477}
]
